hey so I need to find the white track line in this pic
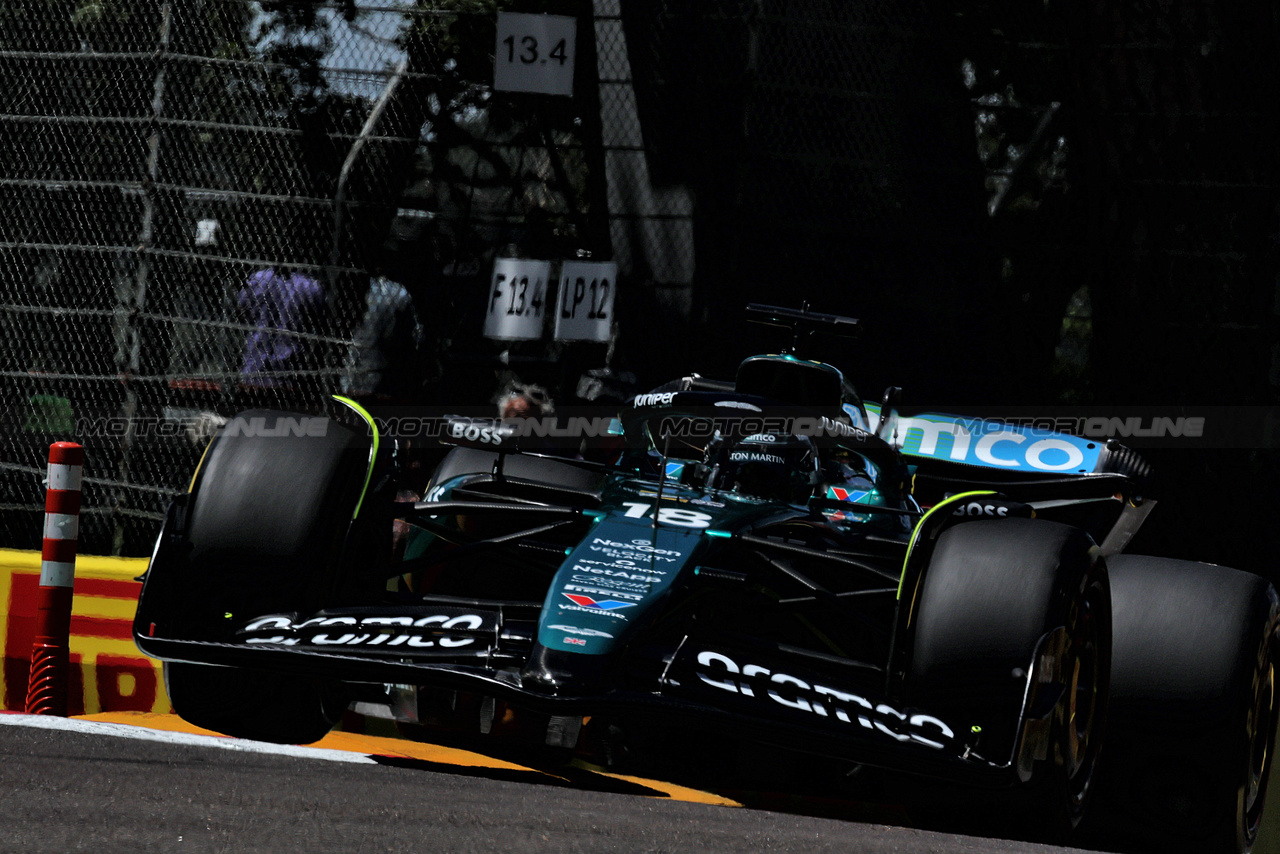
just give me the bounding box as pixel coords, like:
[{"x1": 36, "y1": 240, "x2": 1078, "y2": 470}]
[{"x1": 0, "y1": 713, "x2": 376, "y2": 765}]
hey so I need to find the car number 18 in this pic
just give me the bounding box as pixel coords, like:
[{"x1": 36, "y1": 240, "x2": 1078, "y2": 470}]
[{"x1": 621, "y1": 501, "x2": 713, "y2": 528}]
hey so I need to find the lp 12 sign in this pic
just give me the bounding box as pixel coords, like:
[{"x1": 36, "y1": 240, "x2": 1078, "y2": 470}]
[
  {"x1": 483, "y1": 258, "x2": 550, "y2": 340},
  {"x1": 554, "y1": 261, "x2": 616, "y2": 343}
]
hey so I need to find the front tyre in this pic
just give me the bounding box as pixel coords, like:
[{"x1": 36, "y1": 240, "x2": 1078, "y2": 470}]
[
  {"x1": 904, "y1": 517, "x2": 1111, "y2": 839},
  {"x1": 165, "y1": 663, "x2": 347, "y2": 745},
  {"x1": 164, "y1": 410, "x2": 379, "y2": 743},
  {"x1": 1080, "y1": 556, "x2": 1279, "y2": 854}
]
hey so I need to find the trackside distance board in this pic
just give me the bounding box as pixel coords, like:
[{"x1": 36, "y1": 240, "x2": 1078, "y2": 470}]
[
  {"x1": 554, "y1": 261, "x2": 616, "y2": 342},
  {"x1": 493, "y1": 12, "x2": 576, "y2": 97},
  {"x1": 483, "y1": 258, "x2": 550, "y2": 341}
]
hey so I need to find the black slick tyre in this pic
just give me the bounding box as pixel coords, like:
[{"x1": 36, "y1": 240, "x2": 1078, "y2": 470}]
[
  {"x1": 164, "y1": 410, "x2": 376, "y2": 744},
  {"x1": 164, "y1": 663, "x2": 349, "y2": 745},
  {"x1": 1080, "y1": 556, "x2": 1279, "y2": 854},
  {"x1": 904, "y1": 517, "x2": 1111, "y2": 840}
]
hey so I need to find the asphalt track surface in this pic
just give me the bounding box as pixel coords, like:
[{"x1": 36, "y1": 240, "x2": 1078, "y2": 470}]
[{"x1": 0, "y1": 713, "x2": 1100, "y2": 854}]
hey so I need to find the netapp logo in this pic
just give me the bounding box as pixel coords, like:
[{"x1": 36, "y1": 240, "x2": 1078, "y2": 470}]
[{"x1": 694, "y1": 651, "x2": 954, "y2": 750}]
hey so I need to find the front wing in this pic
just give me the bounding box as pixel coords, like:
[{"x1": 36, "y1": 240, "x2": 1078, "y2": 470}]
[{"x1": 135, "y1": 587, "x2": 1056, "y2": 789}]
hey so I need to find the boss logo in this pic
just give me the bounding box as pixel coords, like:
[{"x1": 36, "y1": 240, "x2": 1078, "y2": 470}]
[
  {"x1": 448, "y1": 420, "x2": 505, "y2": 445},
  {"x1": 953, "y1": 502, "x2": 1010, "y2": 518}
]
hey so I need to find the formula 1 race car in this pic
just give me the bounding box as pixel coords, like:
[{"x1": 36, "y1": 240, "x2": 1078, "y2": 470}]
[{"x1": 134, "y1": 305, "x2": 1277, "y2": 853}]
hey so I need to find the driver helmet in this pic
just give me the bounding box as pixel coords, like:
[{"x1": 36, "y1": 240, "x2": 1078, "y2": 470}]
[{"x1": 720, "y1": 432, "x2": 819, "y2": 504}]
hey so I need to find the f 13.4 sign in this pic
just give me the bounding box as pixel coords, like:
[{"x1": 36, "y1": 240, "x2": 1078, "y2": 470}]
[
  {"x1": 493, "y1": 12, "x2": 576, "y2": 97},
  {"x1": 483, "y1": 258, "x2": 550, "y2": 341},
  {"x1": 554, "y1": 261, "x2": 616, "y2": 343}
]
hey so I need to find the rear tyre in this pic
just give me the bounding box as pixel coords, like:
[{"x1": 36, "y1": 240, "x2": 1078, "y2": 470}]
[
  {"x1": 905, "y1": 518, "x2": 1111, "y2": 840},
  {"x1": 165, "y1": 410, "x2": 377, "y2": 744},
  {"x1": 1080, "y1": 556, "x2": 1279, "y2": 854}
]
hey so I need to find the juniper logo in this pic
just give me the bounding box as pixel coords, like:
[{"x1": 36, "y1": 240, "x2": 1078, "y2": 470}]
[{"x1": 633, "y1": 392, "x2": 677, "y2": 407}]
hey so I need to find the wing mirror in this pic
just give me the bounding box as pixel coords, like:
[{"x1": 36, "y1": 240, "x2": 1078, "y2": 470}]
[{"x1": 876, "y1": 386, "x2": 902, "y2": 445}]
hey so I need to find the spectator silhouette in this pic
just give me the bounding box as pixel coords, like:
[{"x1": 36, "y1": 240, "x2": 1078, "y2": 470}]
[
  {"x1": 237, "y1": 265, "x2": 326, "y2": 409},
  {"x1": 343, "y1": 275, "x2": 426, "y2": 406}
]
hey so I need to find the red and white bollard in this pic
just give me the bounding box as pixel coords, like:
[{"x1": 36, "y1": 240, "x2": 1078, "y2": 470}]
[{"x1": 25, "y1": 442, "x2": 84, "y2": 716}]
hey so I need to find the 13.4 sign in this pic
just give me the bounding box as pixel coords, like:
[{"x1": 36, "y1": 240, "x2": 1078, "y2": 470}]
[
  {"x1": 493, "y1": 12, "x2": 576, "y2": 97},
  {"x1": 483, "y1": 258, "x2": 550, "y2": 340}
]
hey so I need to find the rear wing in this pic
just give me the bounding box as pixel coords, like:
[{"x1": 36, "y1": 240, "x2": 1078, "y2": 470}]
[
  {"x1": 862, "y1": 403, "x2": 1156, "y2": 554},
  {"x1": 863, "y1": 404, "x2": 1103, "y2": 475}
]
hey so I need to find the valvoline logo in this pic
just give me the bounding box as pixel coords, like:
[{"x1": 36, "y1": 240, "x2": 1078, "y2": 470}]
[{"x1": 562, "y1": 593, "x2": 635, "y2": 611}]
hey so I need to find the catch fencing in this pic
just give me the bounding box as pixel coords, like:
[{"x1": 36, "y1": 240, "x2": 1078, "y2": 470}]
[
  {"x1": 0, "y1": 0, "x2": 1275, "y2": 568},
  {"x1": 0, "y1": 0, "x2": 664, "y2": 555}
]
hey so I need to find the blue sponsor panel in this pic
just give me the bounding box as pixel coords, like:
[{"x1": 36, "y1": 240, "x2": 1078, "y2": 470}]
[
  {"x1": 859, "y1": 402, "x2": 884, "y2": 434},
  {"x1": 841, "y1": 403, "x2": 869, "y2": 431},
  {"x1": 863, "y1": 405, "x2": 1102, "y2": 474}
]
